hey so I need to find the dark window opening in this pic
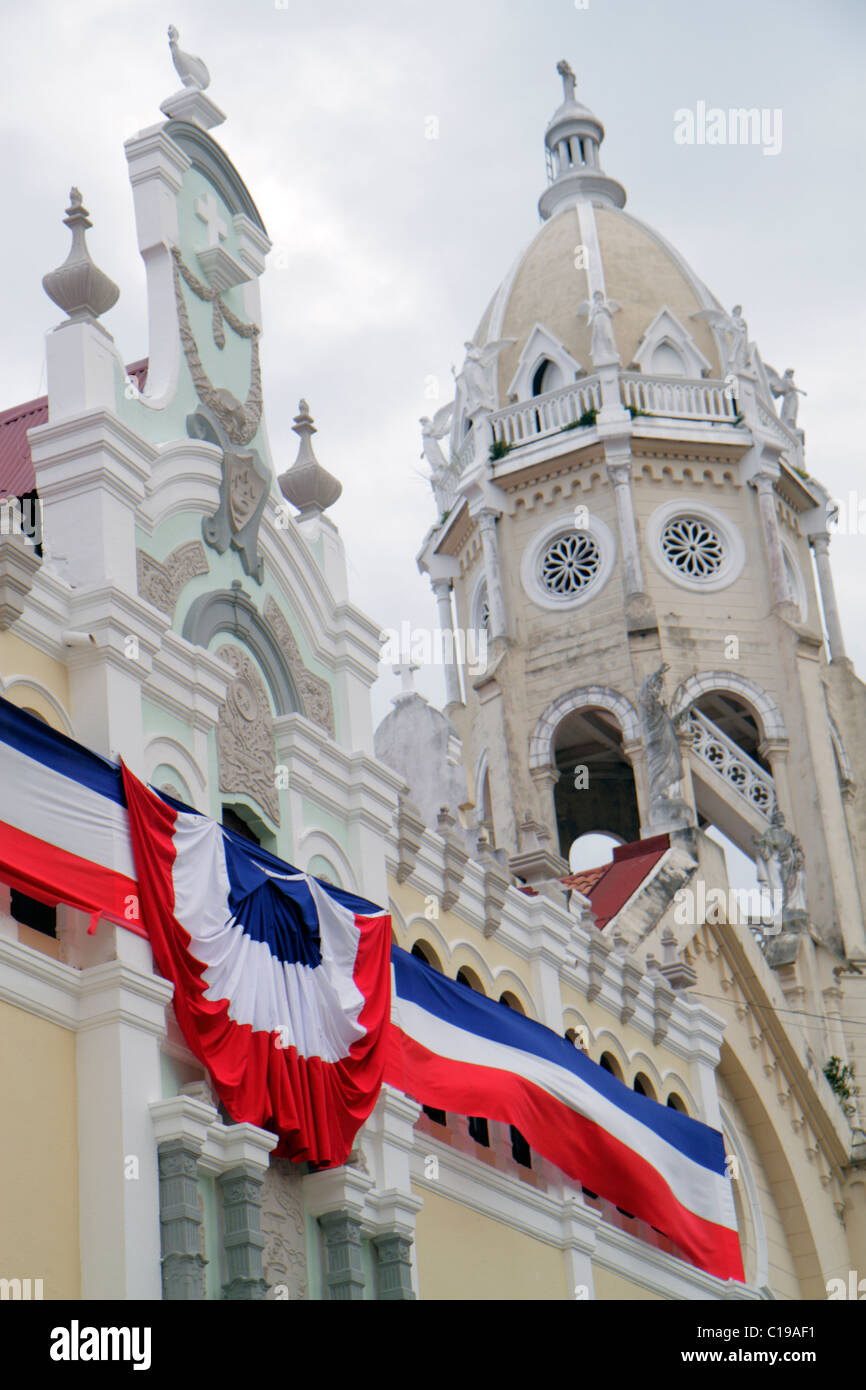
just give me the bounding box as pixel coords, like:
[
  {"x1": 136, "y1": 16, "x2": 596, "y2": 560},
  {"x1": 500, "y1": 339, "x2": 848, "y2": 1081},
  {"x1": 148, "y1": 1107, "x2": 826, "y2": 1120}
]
[
  {"x1": 221, "y1": 806, "x2": 261, "y2": 846},
  {"x1": 510, "y1": 1126, "x2": 531, "y2": 1168},
  {"x1": 422, "y1": 1105, "x2": 447, "y2": 1126},
  {"x1": 468, "y1": 1116, "x2": 490, "y2": 1147},
  {"x1": 10, "y1": 889, "x2": 56, "y2": 938}
]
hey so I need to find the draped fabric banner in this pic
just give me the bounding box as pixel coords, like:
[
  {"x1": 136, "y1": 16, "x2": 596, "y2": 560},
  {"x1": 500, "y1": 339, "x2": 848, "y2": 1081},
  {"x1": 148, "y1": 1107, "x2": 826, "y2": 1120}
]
[
  {"x1": 122, "y1": 766, "x2": 392, "y2": 1166},
  {"x1": 385, "y1": 946, "x2": 744, "y2": 1283}
]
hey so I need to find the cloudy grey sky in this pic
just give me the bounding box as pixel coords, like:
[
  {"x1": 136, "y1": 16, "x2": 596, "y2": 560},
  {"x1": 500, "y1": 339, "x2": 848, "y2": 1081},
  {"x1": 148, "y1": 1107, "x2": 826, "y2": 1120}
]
[{"x1": 2, "y1": 0, "x2": 864, "y2": 726}]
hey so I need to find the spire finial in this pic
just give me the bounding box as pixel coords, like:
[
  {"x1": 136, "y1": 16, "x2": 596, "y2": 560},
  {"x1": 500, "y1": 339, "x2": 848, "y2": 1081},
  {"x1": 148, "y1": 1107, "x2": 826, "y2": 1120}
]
[
  {"x1": 42, "y1": 188, "x2": 120, "y2": 325},
  {"x1": 538, "y1": 64, "x2": 626, "y2": 219},
  {"x1": 556, "y1": 59, "x2": 576, "y2": 103},
  {"x1": 277, "y1": 400, "x2": 343, "y2": 521}
]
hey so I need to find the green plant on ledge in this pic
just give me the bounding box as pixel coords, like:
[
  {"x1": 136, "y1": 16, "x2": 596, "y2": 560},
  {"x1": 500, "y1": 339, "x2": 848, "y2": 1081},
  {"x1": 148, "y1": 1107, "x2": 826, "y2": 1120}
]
[
  {"x1": 627, "y1": 405, "x2": 650, "y2": 419},
  {"x1": 824, "y1": 1056, "x2": 858, "y2": 1118},
  {"x1": 561, "y1": 408, "x2": 598, "y2": 432},
  {"x1": 489, "y1": 438, "x2": 512, "y2": 461}
]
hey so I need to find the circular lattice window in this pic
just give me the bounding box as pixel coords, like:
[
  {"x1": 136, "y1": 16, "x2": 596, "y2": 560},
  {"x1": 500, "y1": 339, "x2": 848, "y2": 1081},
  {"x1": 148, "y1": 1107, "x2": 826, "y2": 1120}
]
[
  {"x1": 660, "y1": 516, "x2": 725, "y2": 580},
  {"x1": 539, "y1": 532, "x2": 601, "y2": 596}
]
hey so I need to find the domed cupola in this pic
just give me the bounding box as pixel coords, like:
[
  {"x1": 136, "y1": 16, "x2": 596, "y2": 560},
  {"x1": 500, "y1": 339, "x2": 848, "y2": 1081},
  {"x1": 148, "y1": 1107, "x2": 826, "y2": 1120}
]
[{"x1": 538, "y1": 61, "x2": 626, "y2": 219}]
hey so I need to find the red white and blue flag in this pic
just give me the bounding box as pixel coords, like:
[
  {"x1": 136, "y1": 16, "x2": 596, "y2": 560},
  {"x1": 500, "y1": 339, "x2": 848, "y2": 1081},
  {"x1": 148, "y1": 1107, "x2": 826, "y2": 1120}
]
[
  {"x1": 1, "y1": 696, "x2": 742, "y2": 1280},
  {"x1": 386, "y1": 945, "x2": 744, "y2": 1282},
  {"x1": 0, "y1": 697, "x2": 140, "y2": 933},
  {"x1": 122, "y1": 766, "x2": 392, "y2": 1167}
]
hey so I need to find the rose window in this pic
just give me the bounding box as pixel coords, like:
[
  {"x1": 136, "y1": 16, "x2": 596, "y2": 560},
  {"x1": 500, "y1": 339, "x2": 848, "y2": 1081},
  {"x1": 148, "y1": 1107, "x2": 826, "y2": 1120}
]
[
  {"x1": 539, "y1": 532, "x2": 601, "y2": 596},
  {"x1": 661, "y1": 516, "x2": 725, "y2": 580}
]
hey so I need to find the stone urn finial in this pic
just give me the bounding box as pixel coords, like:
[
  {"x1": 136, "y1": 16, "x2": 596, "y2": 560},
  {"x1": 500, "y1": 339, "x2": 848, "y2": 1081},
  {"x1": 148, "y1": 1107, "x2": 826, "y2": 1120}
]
[
  {"x1": 42, "y1": 188, "x2": 120, "y2": 325},
  {"x1": 277, "y1": 400, "x2": 343, "y2": 521}
]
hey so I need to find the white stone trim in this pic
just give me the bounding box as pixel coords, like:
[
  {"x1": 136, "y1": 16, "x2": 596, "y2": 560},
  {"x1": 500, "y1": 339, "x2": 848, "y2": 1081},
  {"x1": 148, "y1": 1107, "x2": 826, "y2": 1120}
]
[
  {"x1": 506, "y1": 322, "x2": 583, "y2": 401},
  {"x1": 0, "y1": 675, "x2": 75, "y2": 735},
  {"x1": 646, "y1": 499, "x2": 745, "y2": 593},
  {"x1": 632, "y1": 306, "x2": 711, "y2": 379},
  {"x1": 529, "y1": 685, "x2": 641, "y2": 768},
  {"x1": 520, "y1": 510, "x2": 616, "y2": 612},
  {"x1": 670, "y1": 672, "x2": 787, "y2": 742},
  {"x1": 780, "y1": 539, "x2": 807, "y2": 620},
  {"x1": 718, "y1": 1100, "x2": 769, "y2": 1290}
]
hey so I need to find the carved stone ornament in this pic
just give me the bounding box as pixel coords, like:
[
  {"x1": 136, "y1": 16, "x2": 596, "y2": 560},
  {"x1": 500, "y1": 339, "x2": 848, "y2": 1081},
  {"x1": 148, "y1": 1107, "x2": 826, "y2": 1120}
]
[
  {"x1": 263, "y1": 595, "x2": 335, "y2": 737},
  {"x1": 172, "y1": 247, "x2": 263, "y2": 444},
  {"x1": 216, "y1": 643, "x2": 280, "y2": 824},
  {"x1": 136, "y1": 540, "x2": 209, "y2": 616},
  {"x1": 638, "y1": 663, "x2": 693, "y2": 827},
  {"x1": 189, "y1": 407, "x2": 270, "y2": 584},
  {"x1": 42, "y1": 188, "x2": 120, "y2": 324},
  {"x1": 260, "y1": 1157, "x2": 307, "y2": 1301}
]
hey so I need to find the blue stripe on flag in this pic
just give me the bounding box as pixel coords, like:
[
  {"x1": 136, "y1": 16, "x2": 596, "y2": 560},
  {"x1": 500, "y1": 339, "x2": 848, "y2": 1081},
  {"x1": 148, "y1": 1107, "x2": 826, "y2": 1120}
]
[
  {"x1": 0, "y1": 695, "x2": 124, "y2": 804},
  {"x1": 391, "y1": 946, "x2": 727, "y2": 1176}
]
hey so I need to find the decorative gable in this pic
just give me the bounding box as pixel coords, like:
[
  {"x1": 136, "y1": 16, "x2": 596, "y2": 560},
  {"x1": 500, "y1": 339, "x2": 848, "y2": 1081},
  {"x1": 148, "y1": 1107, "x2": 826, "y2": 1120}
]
[
  {"x1": 632, "y1": 307, "x2": 711, "y2": 379},
  {"x1": 507, "y1": 322, "x2": 583, "y2": 401}
]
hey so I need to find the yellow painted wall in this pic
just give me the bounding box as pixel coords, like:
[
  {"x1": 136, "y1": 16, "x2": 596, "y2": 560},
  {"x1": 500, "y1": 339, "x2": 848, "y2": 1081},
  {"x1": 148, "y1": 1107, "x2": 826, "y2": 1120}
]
[
  {"x1": 0, "y1": 632, "x2": 70, "y2": 725},
  {"x1": 0, "y1": 1000, "x2": 80, "y2": 1298},
  {"x1": 593, "y1": 1266, "x2": 664, "y2": 1300},
  {"x1": 413, "y1": 1185, "x2": 568, "y2": 1300}
]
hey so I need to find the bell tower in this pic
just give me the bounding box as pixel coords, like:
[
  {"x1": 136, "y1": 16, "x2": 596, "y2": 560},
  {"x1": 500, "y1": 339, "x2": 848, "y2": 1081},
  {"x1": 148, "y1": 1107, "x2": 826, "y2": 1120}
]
[{"x1": 418, "y1": 63, "x2": 866, "y2": 963}]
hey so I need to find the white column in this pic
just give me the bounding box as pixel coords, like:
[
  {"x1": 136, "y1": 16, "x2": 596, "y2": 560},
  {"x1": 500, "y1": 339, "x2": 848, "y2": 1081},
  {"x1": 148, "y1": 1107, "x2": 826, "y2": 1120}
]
[
  {"x1": 77, "y1": 927, "x2": 174, "y2": 1300},
  {"x1": 606, "y1": 459, "x2": 645, "y2": 598},
  {"x1": 752, "y1": 471, "x2": 793, "y2": 611},
  {"x1": 477, "y1": 509, "x2": 508, "y2": 641},
  {"x1": 431, "y1": 578, "x2": 463, "y2": 707},
  {"x1": 810, "y1": 533, "x2": 847, "y2": 662}
]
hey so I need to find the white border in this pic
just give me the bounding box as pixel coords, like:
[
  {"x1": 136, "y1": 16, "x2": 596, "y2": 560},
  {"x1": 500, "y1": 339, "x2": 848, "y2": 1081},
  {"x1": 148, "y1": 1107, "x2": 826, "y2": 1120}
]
[
  {"x1": 520, "y1": 512, "x2": 616, "y2": 612},
  {"x1": 646, "y1": 500, "x2": 745, "y2": 594}
]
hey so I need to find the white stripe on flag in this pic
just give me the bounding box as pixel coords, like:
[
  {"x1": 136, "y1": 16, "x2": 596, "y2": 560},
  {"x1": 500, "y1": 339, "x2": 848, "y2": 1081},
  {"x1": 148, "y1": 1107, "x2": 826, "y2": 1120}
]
[
  {"x1": 393, "y1": 988, "x2": 737, "y2": 1232},
  {"x1": 0, "y1": 741, "x2": 135, "y2": 879}
]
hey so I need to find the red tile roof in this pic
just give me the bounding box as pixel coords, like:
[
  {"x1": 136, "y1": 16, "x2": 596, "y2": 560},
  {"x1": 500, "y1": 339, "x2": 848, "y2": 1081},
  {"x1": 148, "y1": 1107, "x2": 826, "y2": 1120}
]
[
  {"x1": 561, "y1": 833, "x2": 670, "y2": 929},
  {"x1": 0, "y1": 359, "x2": 148, "y2": 497}
]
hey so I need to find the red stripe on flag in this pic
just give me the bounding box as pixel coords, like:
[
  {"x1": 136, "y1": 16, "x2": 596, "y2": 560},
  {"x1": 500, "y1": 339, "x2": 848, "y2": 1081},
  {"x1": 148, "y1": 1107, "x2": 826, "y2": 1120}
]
[
  {"x1": 121, "y1": 764, "x2": 391, "y2": 1167},
  {"x1": 385, "y1": 1025, "x2": 744, "y2": 1283},
  {"x1": 0, "y1": 819, "x2": 144, "y2": 935}
]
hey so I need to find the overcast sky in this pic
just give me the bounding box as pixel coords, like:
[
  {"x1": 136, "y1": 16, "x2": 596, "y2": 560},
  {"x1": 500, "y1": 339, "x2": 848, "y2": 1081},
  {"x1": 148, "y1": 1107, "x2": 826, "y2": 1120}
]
[{"x1": 2, "y1": 0, "x2": 864, "y2": 729}]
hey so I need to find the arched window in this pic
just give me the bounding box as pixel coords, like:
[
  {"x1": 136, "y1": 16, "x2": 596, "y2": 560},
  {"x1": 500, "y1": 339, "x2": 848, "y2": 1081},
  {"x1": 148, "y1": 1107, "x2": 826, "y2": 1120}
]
[
  {"x1": 666, "y1": 1093, "x2": 688, "y2": 1114},
  {"x1": 411, "y1": 940, "x2": 443, "y2": 972},
  {"x1": 599, "y1": 1052, "x2": 624, "y2": 1081},
  {"x1": 531, "y1": 358, "x2": 564, "y2": 397},
  {"x1": 456, "y1": 966, "x2": 485, "y2": 994},
  {"x1": 499, "y1": 991, "x2": 525, "y2": 1014},
  {"x1": 633, "y1": 1072, "x2": 656, "y2": 1100}
]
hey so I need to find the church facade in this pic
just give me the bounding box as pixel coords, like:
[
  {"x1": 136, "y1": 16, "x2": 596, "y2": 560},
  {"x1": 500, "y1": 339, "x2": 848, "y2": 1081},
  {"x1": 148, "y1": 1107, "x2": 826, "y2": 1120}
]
[{"x1": 0, "y1": 41, "x2": 864, "y2": 1300}]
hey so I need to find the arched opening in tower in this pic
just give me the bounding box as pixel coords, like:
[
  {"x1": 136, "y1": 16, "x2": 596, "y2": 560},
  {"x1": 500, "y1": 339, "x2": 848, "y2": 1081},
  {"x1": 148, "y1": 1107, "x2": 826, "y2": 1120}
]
[
  {"x1": 552, "y1": 707, "x2": 640, "y2": 861},
  {"x1": 686, "y1": 692, "x2": 775, "y2": 863}
]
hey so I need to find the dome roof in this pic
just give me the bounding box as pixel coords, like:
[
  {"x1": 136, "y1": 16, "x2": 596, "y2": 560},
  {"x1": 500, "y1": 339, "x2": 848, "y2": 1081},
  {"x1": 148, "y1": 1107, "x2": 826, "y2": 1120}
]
[
  {"x1": 478, "y1": 203, "x2": 724, "y2": 402},
  {"x1": 466, "y1": 63, "x2": 726, "y2": 409}
]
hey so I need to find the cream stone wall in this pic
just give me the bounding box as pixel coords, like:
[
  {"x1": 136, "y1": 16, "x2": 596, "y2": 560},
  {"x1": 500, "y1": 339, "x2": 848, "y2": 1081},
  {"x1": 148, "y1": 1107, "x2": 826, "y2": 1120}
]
[
  {"x1": 0, "y1": 631, "x2": 71, "y2": 728},
  {"x1": 412, "y1": 1185, "x2": 569, "y2": 1300},
  {"x1": 0, "y1": 999, "x2": 79, "y2": 1298},
  {"x1": 592, "y1": 1266, "x2": 664, "y2": 1300}
]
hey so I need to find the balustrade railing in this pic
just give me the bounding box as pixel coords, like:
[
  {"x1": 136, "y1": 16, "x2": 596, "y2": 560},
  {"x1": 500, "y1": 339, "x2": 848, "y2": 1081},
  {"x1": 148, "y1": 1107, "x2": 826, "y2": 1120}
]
[
  {"x1": 684, "y1": 708, "x2": 774, "y2": 820},
  {"x1": 489, "y1": 377, "x2": 602, "y2": 449},
  {"x1": 620, "y1": 373, "x2": 738, "y2": 423}
]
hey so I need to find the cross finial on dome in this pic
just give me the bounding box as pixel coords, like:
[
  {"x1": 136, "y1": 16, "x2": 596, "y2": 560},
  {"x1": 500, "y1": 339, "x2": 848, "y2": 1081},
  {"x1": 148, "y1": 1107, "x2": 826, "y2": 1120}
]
[
  {"x1": 556, "y1": 59, "x2": 576, "y2": 103},
  {"x1": 538, "y1": 62, "x2": 626, "y2": 219}
]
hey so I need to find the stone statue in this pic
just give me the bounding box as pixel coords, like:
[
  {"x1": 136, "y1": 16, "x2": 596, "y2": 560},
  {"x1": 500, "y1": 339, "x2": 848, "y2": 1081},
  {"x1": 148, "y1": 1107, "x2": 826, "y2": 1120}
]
[
  {"x1": 453, "y1": 340, "x2": 514, "y2": 418},
  {"x1": 576, "y1": 291, "x2": 621, "y2": 366},
  {"x1": 420, "y1": 403, "x2": 454, "y2": 474},
  {"x1": 638, "y1": 664, "x2": 692, "y2": 825},
  {"x1": 168, "y1": 25, "x2": 211, "y2": 91},
  {"x1": 766, "y1": 366, "x2": 806, "y2": 429},
  {"x1": 692, "y1": 304, "x2": 751, "y2": 375},
  {"x1": 754, "y1": 807, "x2": 808, "y2": 927},
  {"x1": 556, "y1": 59, "x2": 577, "y2": 103}
]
